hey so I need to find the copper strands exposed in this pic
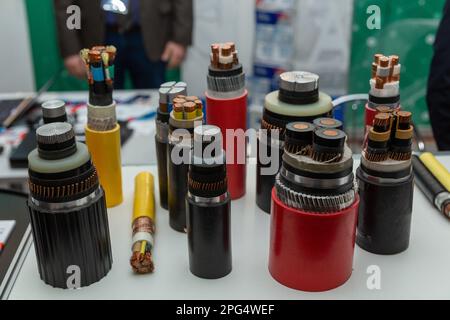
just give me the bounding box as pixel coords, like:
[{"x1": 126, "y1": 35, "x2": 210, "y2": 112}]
[
  {"x1": 283, "y1": 121, "x2": 347, "y2": 164},
  {"x1": 80, "y1": 45, "x2": 117, "y2": 106},
  {"x1": 130, "y1": 216, "x2": 155, "y2": 274},
  {"x1": 366, "y1": 113, "x2": 392, "y2": 162},
  {"x1": 369, "y1": 53, "x2": 401, "y2": 102},
  {"x1": 261, "y1": 118, "x2": 285, "y2": 136},
  {"x1": 130, "y1": 172, "x2": 156, "y2": 274},
  {"x1": 364, "y1": 108, "x2": 414, "y2": 163},
  {"x1": 171, "y1": 95, "x2": 204, "y2": 121},
  {"x1": 210, "y1": 42, "x2": 239, "y2": 70},
  {"x1": 389, "y1": 110, "x2": 414, "y2": 161},
  {"x1": 207, "y1": 42, "x2": 245, "y2": 94}
]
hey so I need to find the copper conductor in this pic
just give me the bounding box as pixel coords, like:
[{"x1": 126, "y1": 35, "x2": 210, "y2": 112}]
[
  {"x1": 210, "y1": 42, "x2": 239, "y2": 69},
  {"x1": 320, "y1": 119, "x2": 337, "y2": 126},
  {"x1": 226, "y1": 42, "x2": 236, "y2": 52},
  {"x1": 194, "y1": 100, "x2": 203, "y2": 109},
  {"x1": 397, "y1": 111, "x2": 412, "y2": 124},
  {"x1": 173, "y1": 97, "x2": 187, "y2": 105},
  {"x1": 376, "y1": 106, "x2": 392, "y2": 114},
  {"x1": 88, "y1": 50, "x2": 102, "y2": 62},
  {"x1": 371, "y1": 62, "x2": 378, "y2": 78},
  {"x1": 183, "y1": 102, "x2": 196, "y2": 113},
  {"x1": 221, "y1": 45, "x2": 232, "y2": 57},
  {"x1": 374, "y1": 113, "x2": 391, "y2": 129},
  {"x1": 211, "y1": 44, "x2": 220, "y2": 67},
  {"x1": 130, "y1": 251, "x2": 154, "y2": 274},
  {"x1": 379, "y1": 56, "x2": 389, "y2": 68},
  {"x1": 374, "y1": 53, "x2": 383, "y2": 64},
  {"x1": 375, "y1": 77, "x2": 385, "y2": 89},
  {"x1": 390, "y1": 55, "x2": 400, "y2": 65},
  {"x1": 185, "y1": 96, "x2": 198, "y2": 102},
  {"x1": 173, "y1": 103, "x2": 184, "y2": 113},
  {"x1": 444, "y1": 203, "x2": 450, "y2": 218},
  {"x1": 323, "y1": 129, "x2": 339, "y2": 137},
  {"x1": 294, "y1": 123, "x2": 309, "y2": 130},
  {"x1": 211, "y1": 44, "x2": 220, "y2": 54}
]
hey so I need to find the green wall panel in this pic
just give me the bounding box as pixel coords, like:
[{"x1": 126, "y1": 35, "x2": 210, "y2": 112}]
[
  {"x1": 25, "y1": 0, "x2": 87, "y2": 91},
  {"x1": 349, "y1": 0, "x2": 446, "y2": 127}
]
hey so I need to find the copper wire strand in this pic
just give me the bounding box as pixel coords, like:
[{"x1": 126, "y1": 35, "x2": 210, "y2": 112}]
[
  {"x1": 366, "y1": 151, "x2": 389, "y2": 162},
  {"x1": 130, "y1": 217, "x2": 155, "y2": 274},
  {"x1": 188, "y1": 177, "x2": 227, "y2": 192},
  {"x1": 29, "y1": 169, "x2": 100, "y2": 201},
  {"x1": 261, "y1": 118, "x2": 285, "y2": 135},
  {"x1": 389, "y1": 151, "x2": 412, "y2": 161},
  {"x1": 311, "y1": 150, "x2": 343, "y2": 163}
]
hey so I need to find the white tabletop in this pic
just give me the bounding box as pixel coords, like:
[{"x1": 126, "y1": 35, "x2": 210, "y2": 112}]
[{"x1": 8, "y1": 156, "x2": 450, "y2": 300}]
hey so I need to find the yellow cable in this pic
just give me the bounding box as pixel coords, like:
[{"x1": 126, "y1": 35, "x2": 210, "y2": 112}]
[
  {"x1": 85, "y1": 124, "x2": 123, "y2": 208},
  {"x1": 133, "y1": 172, "x2": 155, "y2": 222},
  {"x1": 420, "y1": 152, "x2": 450, "y2": 192}
]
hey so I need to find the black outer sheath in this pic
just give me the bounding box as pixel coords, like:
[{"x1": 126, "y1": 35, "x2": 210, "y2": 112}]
[
  {"x1": 168, "y1": 143, "x2": 190, "y2": 232},
  {"x1": 278, "y1": 88, "x2": 319, "y2": 105},
  {"x1": 43, "y1": 114, "x2": 67, "y2": 124},
  {"x1": 27, "y1": 188, "x2": 112, "y2": 288},
  {"x1": 155, "y1": 136, "x2": 168, "y2": 210},
  {"x1": 187, "y1": 198, "x2": 232, "y2": 279},
  {"x1": 356, "y1": 166, "x2": 414, "y2": 255},
  {"x1": 368, "y1": 94, "x2": 400, "y2": 106},
  {"x1": 412, "y1": 155, "x2": 445, "y2": 204},
  {"x1": 208, "y1": 64, "x2": 243, "y2": 77},
  {"x1": 256, "y1": 137, "x2": 283, "y2": 213}
]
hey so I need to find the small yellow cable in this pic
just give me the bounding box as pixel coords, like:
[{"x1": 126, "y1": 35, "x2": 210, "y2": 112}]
[
  {"x1": 420, "y1": 152, "x2": 450, "y2": 192},
  {"x1": 130, "y1": 172, "x2": 156, "y2": 274},
  {"x1": 133, "y1": 172, "x2": 155, "y2": 222}
]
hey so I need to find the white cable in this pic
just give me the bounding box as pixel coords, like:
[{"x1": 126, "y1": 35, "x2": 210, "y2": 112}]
[{"x1": 332, "y1": 94, "x2": 368, "y2": 108}]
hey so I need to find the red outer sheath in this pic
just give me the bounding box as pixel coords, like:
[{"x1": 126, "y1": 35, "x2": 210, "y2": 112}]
[
  {"x1": 365, "y1": 103, "x2": 377, "y2": 129},
  {"x1": 206, "y1": 90, "x2": 248, "y2": 200},
  {"x1": 269, "y1": 188, "x2": 360, "y2": 292}
]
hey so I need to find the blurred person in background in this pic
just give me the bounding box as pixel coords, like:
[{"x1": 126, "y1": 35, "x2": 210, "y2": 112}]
[
  {"x1": 54, "y1": 0, "x2": 193, "y2": 89},
  {"x1": 427, "y1": 0, "x2": 450, "y2": 150}
]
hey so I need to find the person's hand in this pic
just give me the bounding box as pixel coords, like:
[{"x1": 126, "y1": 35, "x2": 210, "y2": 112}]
[
  {"x1": 64, "y1": 55, "x2": 86, "y2": 79},
  {"x1": 161, "y1": 41, "x2": 187, "y2": 68}
]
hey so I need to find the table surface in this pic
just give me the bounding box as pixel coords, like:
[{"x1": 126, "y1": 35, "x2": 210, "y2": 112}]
[{"x1": 8, "y1": 157, "x2": 450, "y2": 300}]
